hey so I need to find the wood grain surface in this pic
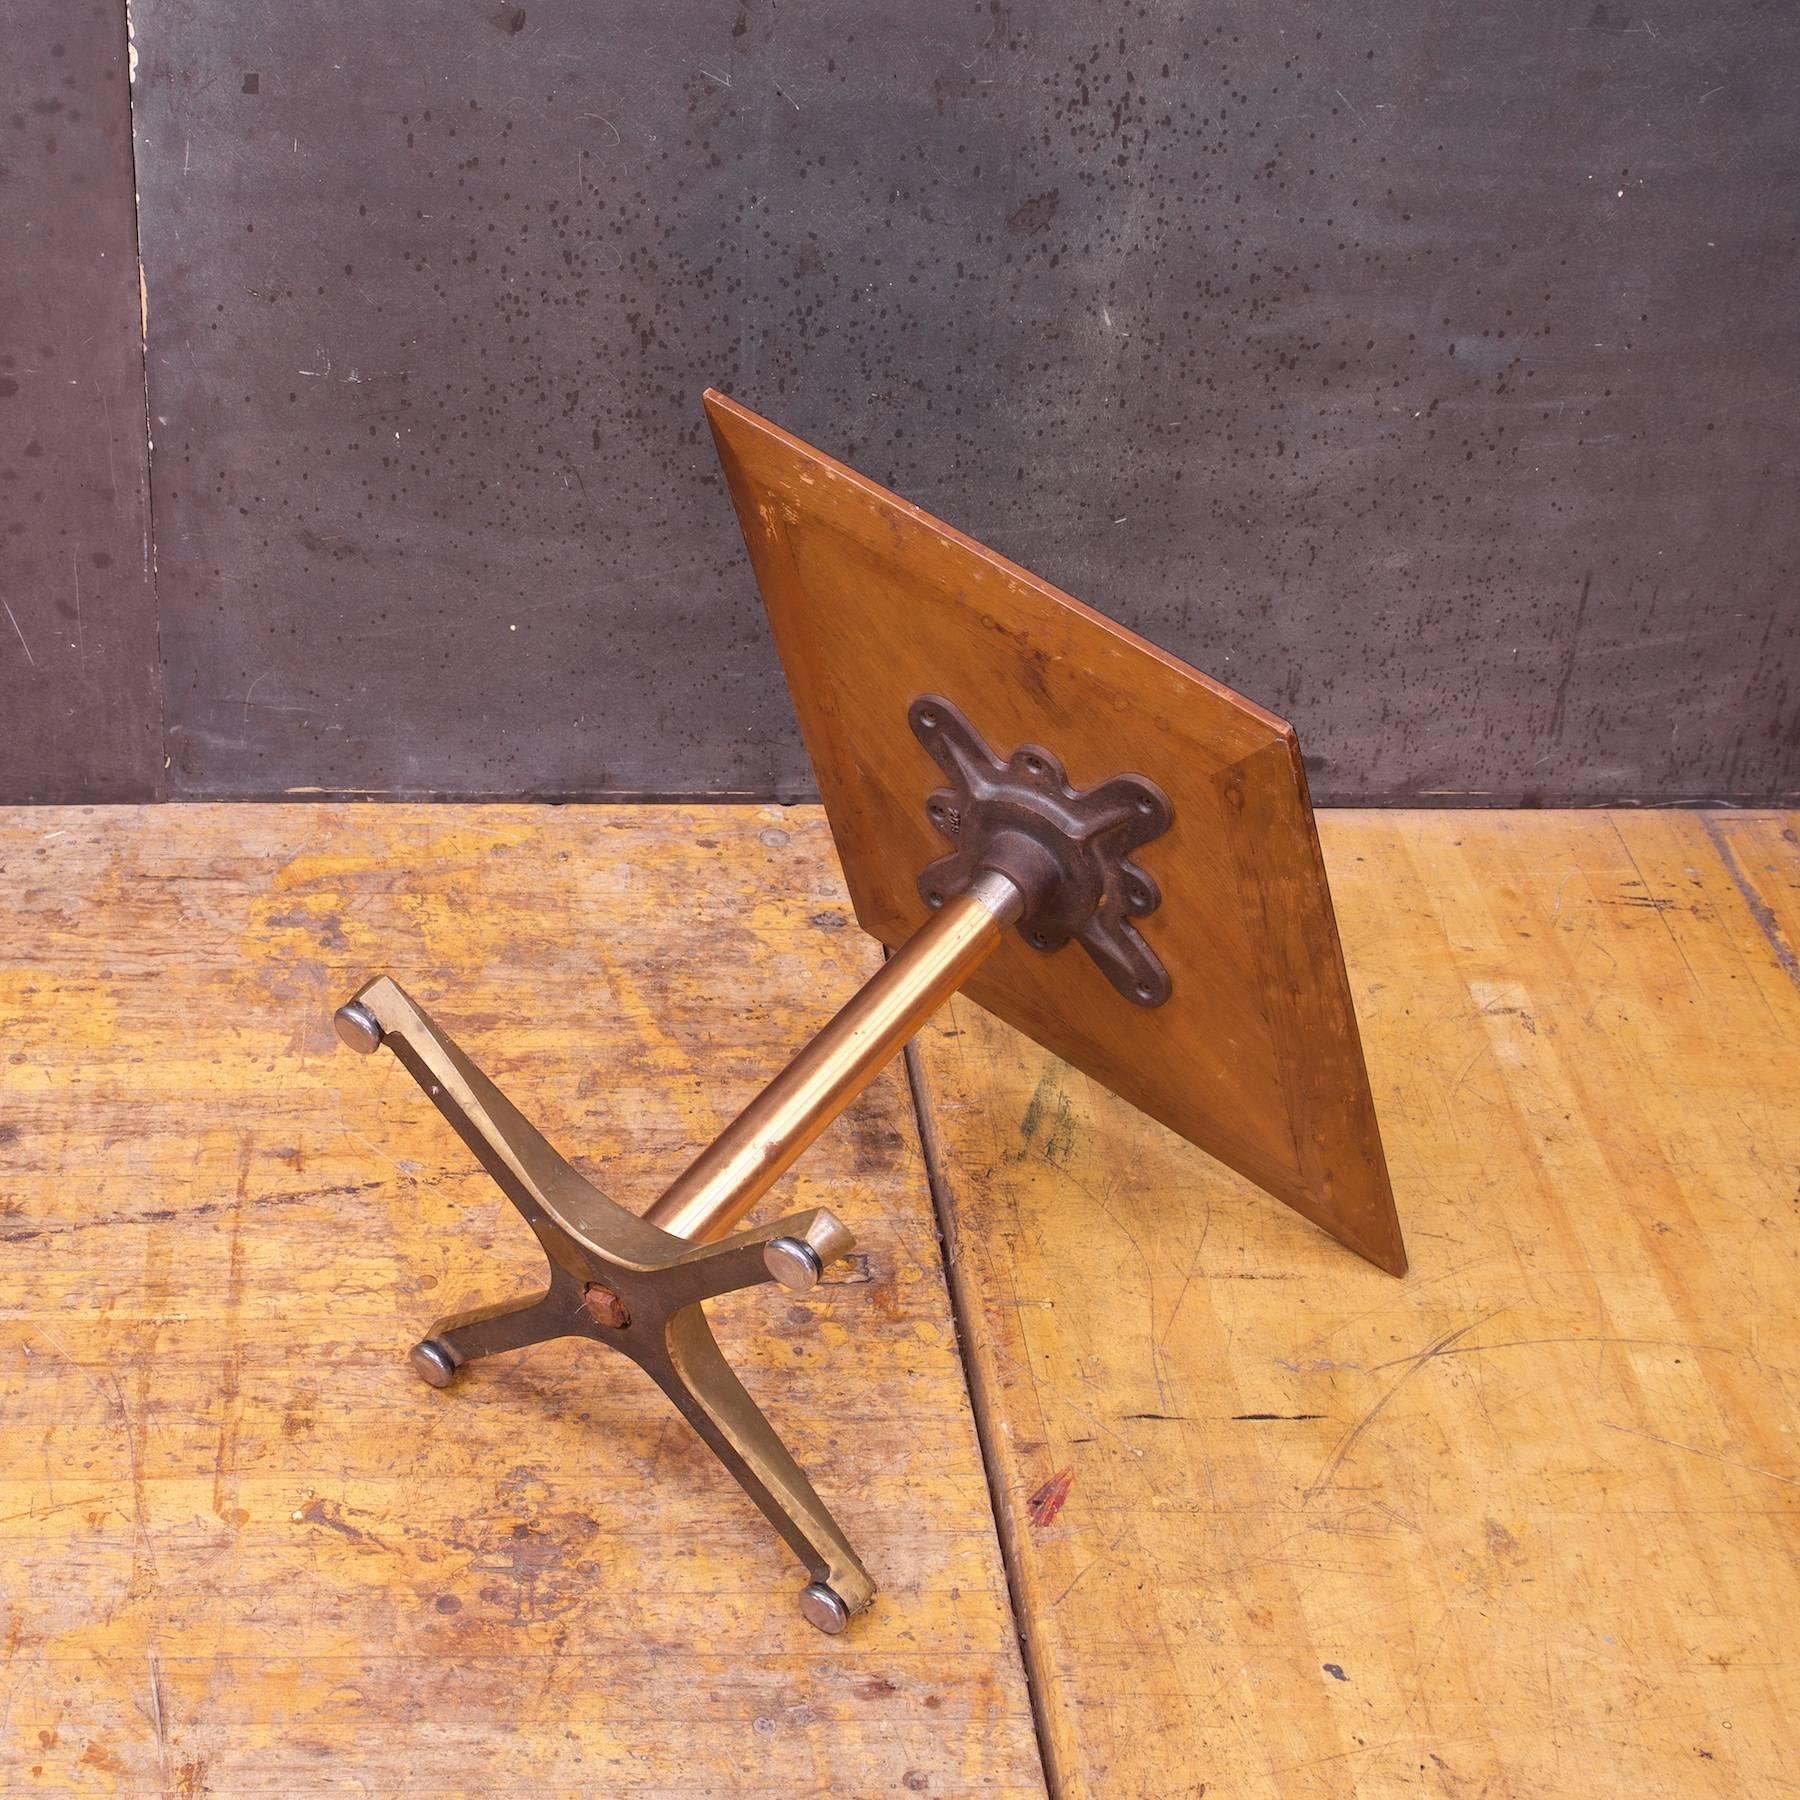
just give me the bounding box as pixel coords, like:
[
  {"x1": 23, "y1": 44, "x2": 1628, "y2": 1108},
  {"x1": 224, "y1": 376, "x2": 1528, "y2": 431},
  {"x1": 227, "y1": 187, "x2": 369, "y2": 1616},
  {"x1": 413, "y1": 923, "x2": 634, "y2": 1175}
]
[
  {"x1": 910, "y1": 809, "x2": 1800, "y2": 1798},
  {"x1": 707, "y1": 390, "x2": 1404, "y2": 1275},
  {"x1": 0, "y1": 804, "x2": 1040, "y2": 1795},
  {"x1": 4, "y1": 804, "x2": 1794, "y2": 1796}
]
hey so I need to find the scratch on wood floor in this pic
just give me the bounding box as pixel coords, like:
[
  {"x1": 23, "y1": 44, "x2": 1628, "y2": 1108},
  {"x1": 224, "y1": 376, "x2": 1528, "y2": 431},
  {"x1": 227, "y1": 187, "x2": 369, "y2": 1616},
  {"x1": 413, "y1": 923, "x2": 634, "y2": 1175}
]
[
  {"x1": 1600, "y1": 1420, "x2": 1798, "y2": 1488},
  {"x1": 1304, "y1": 1311, "x2": 1504, "y2": 1505}
]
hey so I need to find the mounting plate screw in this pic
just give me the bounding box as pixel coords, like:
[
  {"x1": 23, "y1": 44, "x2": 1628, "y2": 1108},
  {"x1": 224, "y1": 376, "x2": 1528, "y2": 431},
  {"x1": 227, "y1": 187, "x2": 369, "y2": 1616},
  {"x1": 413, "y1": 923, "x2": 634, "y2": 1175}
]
[
  {"x1": 334, "y1": 1000, "x2": 384, "y2": 1055},
  {"x1": 798, "y1": 1581, "x2": 851, "y2": 1634}
]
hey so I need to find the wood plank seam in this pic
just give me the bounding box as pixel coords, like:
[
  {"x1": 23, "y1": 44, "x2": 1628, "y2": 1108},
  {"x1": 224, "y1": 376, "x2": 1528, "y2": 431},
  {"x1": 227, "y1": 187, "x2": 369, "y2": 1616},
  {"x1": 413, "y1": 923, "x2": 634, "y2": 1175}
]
[
  {"x1": 1699, "y1": 815, "x2": 1800, "y2": 992},
  {"x1": 904, "y1": 1036, "x2": 1064, "y2": 1800}
]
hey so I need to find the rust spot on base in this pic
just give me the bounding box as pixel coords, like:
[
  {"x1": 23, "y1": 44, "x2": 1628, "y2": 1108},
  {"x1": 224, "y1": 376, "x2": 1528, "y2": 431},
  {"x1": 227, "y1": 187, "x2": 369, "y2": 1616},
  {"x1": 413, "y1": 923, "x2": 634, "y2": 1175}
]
[{"x1": 582, "y1": 1283, "x2": 629, "y2": 1329}]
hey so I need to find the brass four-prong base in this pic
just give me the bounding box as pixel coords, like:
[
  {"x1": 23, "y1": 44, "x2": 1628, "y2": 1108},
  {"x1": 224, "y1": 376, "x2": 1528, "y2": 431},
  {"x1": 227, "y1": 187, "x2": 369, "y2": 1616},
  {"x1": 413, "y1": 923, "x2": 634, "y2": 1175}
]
[
  {"x1": 332, "y1": 770, "x2": 1152, "y2": 1632},
  {"x1": 337, "y1": 872, "x2": 1029, "y2": 1630},
  {"x1": 334, "y1": 975, "x2": 874, "y2": 1631}
]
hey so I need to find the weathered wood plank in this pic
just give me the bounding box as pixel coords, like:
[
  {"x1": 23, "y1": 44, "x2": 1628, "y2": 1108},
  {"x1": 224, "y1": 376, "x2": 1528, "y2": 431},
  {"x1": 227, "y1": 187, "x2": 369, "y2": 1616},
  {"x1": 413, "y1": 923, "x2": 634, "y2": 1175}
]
[
  {"x1": 910, "y1": 809, "x2": 1800, "y2": 1798},
  {"x1": 0, "y1": 803, "x2": 1043, "y2": 1795}
]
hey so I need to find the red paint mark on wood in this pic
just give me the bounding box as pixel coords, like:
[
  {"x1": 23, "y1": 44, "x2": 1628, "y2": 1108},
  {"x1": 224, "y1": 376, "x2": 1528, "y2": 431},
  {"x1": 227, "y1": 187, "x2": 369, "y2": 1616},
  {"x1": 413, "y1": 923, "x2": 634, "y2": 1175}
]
[{"x1": 1027, "y1": 1467, "x2": 1074, "y2": 1528}]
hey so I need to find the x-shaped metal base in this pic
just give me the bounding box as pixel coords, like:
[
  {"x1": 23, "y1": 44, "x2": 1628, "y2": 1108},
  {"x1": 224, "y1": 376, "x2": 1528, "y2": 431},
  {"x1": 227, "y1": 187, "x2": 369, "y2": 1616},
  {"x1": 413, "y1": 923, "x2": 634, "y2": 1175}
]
[{"x1": 333, "y1": 975, "x2": 875, "y2": 1633}]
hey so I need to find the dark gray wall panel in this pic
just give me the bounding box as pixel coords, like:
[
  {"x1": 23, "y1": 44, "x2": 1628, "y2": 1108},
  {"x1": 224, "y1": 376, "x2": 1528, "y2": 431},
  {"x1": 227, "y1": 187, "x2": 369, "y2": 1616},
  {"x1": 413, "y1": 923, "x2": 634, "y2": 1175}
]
[
  {"x1": 0, "y1": 0, "x2": 161, "y2": 802},
  {"x1": 133, "y1": 2, "x2": 1798, "y2": 803}
]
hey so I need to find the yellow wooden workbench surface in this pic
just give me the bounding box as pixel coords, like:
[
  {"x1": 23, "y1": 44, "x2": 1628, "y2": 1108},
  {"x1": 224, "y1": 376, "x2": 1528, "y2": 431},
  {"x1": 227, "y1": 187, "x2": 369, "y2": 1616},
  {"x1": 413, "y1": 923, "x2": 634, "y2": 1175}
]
[
  {"x1": 2, "y1": 805, "x2": 1796, "y2": 1796},
  {"x1": 0, "y1": 805, "x2": 1040, "y2": 1796},
  {"x1": 911, "y1": 810, "x2": 1800, "y2": 1797}
]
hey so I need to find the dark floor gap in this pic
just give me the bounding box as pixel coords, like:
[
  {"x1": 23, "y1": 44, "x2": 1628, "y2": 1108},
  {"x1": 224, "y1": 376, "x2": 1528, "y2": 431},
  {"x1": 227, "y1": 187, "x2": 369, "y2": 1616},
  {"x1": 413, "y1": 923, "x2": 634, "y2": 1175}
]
[{"x1": 901, "y1": 1031, "x2": 1063, "y2": 1800}]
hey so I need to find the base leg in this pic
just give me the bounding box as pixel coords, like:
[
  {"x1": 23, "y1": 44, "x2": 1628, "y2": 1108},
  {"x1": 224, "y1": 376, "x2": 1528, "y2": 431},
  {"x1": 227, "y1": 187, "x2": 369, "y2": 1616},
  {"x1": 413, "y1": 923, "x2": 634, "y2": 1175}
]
[
  {"x1": 412, "y1": 1285, "x2": 588, "y2": 1387},
  {"x1": 644, "y1": 1304, "x2": 875, "y2": 1629}
]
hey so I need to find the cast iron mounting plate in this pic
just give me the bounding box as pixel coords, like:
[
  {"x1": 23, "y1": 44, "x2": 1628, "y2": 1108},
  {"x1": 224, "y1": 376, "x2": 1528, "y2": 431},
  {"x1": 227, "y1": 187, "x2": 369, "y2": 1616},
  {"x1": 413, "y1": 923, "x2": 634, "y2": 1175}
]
[{"x1": 909, "y1": 693, "x2": 1174, "y2": 1009}]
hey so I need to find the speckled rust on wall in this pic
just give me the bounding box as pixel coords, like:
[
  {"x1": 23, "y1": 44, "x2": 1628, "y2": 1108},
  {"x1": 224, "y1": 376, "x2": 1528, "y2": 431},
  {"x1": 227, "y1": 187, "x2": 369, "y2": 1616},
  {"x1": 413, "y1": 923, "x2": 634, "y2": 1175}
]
[
  {"x1": 27, "y1": 3, "x2": 1800, "y2": 802},
  {"x1": 0, "y1": 1, "x2": 161, "y2": 801}
]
